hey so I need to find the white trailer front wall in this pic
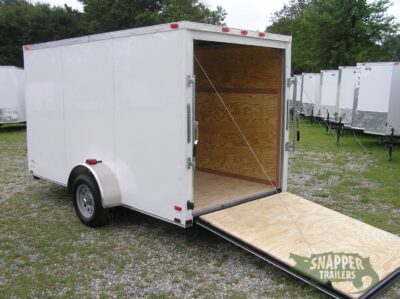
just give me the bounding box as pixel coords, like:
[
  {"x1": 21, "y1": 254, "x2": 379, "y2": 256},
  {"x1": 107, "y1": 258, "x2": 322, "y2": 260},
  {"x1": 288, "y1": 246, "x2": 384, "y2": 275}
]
[
  {"x1": 301, "y1": 73, "x2": 320, "y2": 116},
  {"x1": 352, "y1": 63, "x2": 398, "y2": 135},
  {"x1": 336, "y1": 67, "x2": 356, "y2": 125},
  {"x1": 0, "y1": 67, "x2": 25, "y2": 123},
  {"x1": 25, "y1": 30, "x2": 191, "y2": 224},
  {"x1": 319, "y1": 70, "x2": 339, "y2": 119},
  {"x1": 25, "y1": 48, "x2": 67, "y2": 183},
  {"x1": 294, "y1": 75, "x2": 302, "y2": 110}
]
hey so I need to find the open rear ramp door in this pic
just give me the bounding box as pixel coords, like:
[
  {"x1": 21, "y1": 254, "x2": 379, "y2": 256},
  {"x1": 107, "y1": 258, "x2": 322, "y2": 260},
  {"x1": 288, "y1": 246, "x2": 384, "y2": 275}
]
[{"x1": 196, "y1": 192, "x2": 400, "y2": 298}]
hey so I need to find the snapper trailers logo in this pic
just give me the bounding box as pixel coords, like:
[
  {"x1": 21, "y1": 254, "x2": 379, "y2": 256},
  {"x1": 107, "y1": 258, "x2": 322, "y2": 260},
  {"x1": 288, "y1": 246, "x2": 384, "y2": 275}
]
[{"x1": 290, "y1": 252, "x2": 379, "y2": 293}]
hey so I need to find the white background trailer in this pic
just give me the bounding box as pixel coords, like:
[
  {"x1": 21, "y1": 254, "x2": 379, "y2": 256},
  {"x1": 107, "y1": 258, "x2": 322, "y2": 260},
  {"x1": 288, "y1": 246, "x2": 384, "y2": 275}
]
[
  {"x1": 24, "y1": 22, "x2": 400, "y2": 299},
  {"x1": 352, "y1": 62, "x2": 400, "y2": 135},
  {"x1": 336, "y1": 66, "x2": 357, "y2": 126},
  {"x1": 0, "y1": 66, "x2": 25, "y2": 124},
  {"x1": 301, "y1": 73, "x2": 320, "y2": 116},
  {"x1": 319, "y1": 70, "x2": 339, "y2": 119}
]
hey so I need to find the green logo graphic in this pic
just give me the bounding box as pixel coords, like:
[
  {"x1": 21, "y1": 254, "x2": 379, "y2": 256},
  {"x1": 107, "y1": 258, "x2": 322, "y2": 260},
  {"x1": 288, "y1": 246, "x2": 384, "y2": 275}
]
[{"x1": 289, "y1": 252, "x2": 379, "y2": 293}]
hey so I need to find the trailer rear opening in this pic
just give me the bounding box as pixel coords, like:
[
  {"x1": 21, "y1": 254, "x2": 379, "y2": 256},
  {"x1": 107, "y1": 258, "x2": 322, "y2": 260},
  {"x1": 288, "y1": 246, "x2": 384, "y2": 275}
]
[{"x1": 193, "y1": 41, "x2": 282, "y2": 213}]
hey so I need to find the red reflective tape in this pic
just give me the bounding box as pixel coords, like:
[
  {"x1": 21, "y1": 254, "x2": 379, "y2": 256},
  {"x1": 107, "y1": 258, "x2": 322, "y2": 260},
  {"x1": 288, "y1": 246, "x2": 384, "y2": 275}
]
[
  {"x1": 258, "y1": 32, "x2": 266, "y2": 38},
  {"x1": 170, "y1": 23, "x2": 179, "y2": 29},
  {"x1": 174, "y1": 205, "x2": 182, "y2": 211},
  {"x1": 241, "y1": 30, "x2": 248, "y2": 36},
  {"x1": 174, "y1": 218, "x2": 181, "y2": 223},
  {"x1": 222, "y1": 27, "x2": 230, "y2": 33},
  {"x1": 85, "y1": 159, "x2": 98, "y2": 165}
]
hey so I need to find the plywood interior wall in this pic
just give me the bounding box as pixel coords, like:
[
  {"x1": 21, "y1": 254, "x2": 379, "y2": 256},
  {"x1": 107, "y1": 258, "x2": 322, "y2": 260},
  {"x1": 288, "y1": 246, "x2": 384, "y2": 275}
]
[{"x1": 194, "y1": 42, "x2": 283, "y2": 186}]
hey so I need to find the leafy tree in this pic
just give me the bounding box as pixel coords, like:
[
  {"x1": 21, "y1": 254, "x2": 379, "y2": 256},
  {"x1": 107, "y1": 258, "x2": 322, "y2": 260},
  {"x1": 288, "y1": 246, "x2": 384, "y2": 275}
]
[
  {"x1": 267, "y1": 0, "x2": 399, "y2": 73},
  {"x1": 79, "y1": 0, "x2": 226, "y2": 34},
  {"x1": 0, "y1": 0, "x2": 85, "y2": 66}
]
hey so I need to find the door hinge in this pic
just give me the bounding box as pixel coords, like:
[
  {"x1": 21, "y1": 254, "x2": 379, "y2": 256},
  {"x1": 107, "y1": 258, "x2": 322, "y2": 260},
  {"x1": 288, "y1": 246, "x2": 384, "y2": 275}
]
[
  {"x1": 285, "y1": 142, "x2": 294, "y2": 152},
  {"x1": 187, "y1": 75, "x2": 196, "y2": 87},
  {"x1": 286, "y1": 77, "x2": 295, "y2": 88},
  {"x1": 187, "y1": 157, "x2": 196, "y2": 169}
]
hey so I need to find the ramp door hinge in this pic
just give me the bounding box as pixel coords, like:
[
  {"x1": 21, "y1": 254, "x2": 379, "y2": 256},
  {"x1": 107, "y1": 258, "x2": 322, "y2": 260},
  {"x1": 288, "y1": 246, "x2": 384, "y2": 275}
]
[
  {"x1": 187, "y1": 201, "x2": 195, "y2": 210},
  {"x1": 287, "y1": 77, "x2": 295, "y2": 87},
  {"x1": 285, "y1": 142, "x2": 294, "y2": 152},
  {"x1": 187, "y1": 75, "x2": 196, "y2": 87},
  {"x1": 187, "y1": 157, "x2": 196, "y2": 169}
]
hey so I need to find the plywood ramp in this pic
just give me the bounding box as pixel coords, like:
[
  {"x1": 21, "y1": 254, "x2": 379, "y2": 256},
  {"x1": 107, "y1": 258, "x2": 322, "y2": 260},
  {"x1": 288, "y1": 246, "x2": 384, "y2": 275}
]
[
  {"x1": 200, "y1": 192, "x2": 400, "y2": 298},
  {"x1": 193, "y1": 171, "x2": 274, "y2": 213},
  {"x1": 194, "y1": 43, "x2": 283, "y2": 185}
]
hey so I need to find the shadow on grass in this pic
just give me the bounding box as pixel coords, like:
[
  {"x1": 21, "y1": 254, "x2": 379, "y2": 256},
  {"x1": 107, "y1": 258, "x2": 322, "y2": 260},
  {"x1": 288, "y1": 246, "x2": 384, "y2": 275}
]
[{"x1": 0, "y1": 124, "x2": 26, "y2": 133}]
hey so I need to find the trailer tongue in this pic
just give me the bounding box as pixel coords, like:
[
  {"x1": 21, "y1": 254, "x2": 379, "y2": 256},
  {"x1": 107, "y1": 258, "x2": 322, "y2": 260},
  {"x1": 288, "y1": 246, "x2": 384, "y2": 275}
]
[{"x1": 196, "y1": 192, "x2": 400, "y2": 299}]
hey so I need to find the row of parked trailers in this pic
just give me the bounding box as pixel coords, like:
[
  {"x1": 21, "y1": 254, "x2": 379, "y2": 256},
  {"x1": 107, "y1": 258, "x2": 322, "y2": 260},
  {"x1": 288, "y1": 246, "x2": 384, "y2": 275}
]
[{"x1": 289, "y1": 62, "x2": 400, "y2": 136}]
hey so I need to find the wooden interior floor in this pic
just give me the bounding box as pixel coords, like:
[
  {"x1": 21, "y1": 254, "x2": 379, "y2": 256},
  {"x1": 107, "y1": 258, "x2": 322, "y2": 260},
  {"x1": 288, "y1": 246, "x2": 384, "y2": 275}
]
[
  {"x1": 200, "y1": 192, "x2": 400, "y2": 298},
  {"x1": 194, "y1": 171, "x2": 273, "y2": 212}
]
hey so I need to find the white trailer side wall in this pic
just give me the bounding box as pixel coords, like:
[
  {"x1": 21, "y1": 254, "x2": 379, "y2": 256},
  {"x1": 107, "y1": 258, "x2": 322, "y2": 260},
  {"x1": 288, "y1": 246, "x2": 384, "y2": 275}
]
[
  {"x1": 24, "y1": 30, "x2": 191, "y2": 224},
  {"x1": 387, "y1": 64, "x2": 400, "y2": 135},
  {"x1": 0, "y1": 67, "x2": 25, "y2": 123},
  {"x1": 336, "y1": 67, "x2": 356, "y2": 125},
  {"x1": 319, "y1": 70, "x2": 339, "y2": 119}
]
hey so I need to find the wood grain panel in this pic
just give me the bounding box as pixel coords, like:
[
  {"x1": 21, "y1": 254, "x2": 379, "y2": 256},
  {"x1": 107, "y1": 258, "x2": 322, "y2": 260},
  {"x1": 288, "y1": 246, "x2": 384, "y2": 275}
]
[
  {"x1": 193, "y1": 171, "x2": 274, "y2": 212},
  {"x1": 200, "y1": 192, "x2": 400, "y2": 298},
  {"x1": 194, "y1": 43, "x2": 283, "y2": 184}
]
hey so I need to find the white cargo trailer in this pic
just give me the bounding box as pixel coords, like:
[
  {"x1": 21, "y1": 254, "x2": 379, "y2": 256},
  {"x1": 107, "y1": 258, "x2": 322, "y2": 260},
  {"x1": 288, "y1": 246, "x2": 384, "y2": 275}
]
[
  {"x1": 288, "y1": 76, "x2": 295, "y2": 111},
  {"x1": 294, "y1": 74, "x2": 303, "y2": 110},
  {"x1": 0, "y1": 66, "x2": 26, "y2": 125},
  {"x1": 336, "y1": 66, "x2": 357, "y2": 126},
  {"x1": 319, "y1": 70, "x2": 339, "y2": 119},
  {"x1": 352, "y1": 62, "x2": 400, "y2": 135},
  {"x1": 300, "y1": 73, "x2": 320, "y2": 116},
  {"x1": 24, "y1": 22, "x2": 400, "y2": 298}
]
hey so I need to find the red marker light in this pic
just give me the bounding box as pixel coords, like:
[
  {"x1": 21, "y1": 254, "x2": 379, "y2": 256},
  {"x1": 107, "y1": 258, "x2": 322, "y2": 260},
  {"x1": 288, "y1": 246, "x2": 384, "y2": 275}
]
[
  {"x1": 85, "y1": 159, "x2": 98, "y2": 165},
  {"x1": 170, "y1": 23, "x2": 179, "y2": 29},
  {"x1": 174, "y1": 218, "x2": 181, "y2": 223},
  {"x1": 241, "y1": 30, "x2": 248, "y2": 36},
  {"x1": 258, "y1": 32, "x2": 266, "y2": 38},
  {"x1": 186, "y1": 220, "x2": 193, "y2": 225},
  {"x1": 174, "y1": 205, "x2": 182, "y2": 211},
  {"x1": 222, "y1": 27, "x2": 230, "y2": 33}
]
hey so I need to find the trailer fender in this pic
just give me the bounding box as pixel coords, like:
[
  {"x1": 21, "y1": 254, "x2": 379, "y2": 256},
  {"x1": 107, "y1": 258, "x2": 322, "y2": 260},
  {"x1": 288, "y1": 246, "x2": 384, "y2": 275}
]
[{"x1": 68, "y1": 163, "x2": 121, "y2": 209}]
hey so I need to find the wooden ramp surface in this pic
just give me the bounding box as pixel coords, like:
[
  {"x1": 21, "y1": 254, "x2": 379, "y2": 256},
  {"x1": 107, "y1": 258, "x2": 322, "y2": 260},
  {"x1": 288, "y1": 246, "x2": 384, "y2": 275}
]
[{"x1": 200, "y1": 192, "x2": 400, "y2": 298}]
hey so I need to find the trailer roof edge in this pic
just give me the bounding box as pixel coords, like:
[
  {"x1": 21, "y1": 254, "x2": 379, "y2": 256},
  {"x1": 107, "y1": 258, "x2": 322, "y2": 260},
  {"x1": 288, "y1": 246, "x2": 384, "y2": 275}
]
[{"x1": 23, "y1": 21, "x2": 292, "y2": 51}]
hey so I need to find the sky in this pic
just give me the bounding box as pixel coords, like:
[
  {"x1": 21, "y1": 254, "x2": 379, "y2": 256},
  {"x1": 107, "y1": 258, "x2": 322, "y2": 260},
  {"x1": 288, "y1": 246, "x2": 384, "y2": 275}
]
[{"x1": 39, "y1": 0, "x2": 400, "y2": 32}]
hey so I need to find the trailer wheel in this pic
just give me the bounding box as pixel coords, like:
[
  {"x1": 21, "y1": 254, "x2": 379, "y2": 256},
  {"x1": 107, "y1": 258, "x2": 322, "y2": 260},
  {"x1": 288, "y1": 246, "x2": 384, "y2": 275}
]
[{"x1": 72, "y1": 174, "x2": 108, "y2": 227}]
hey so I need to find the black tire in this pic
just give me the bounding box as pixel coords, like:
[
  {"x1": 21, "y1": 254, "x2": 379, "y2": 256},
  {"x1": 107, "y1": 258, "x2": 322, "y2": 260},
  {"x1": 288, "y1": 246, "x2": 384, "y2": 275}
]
[{"x1": 72, "y1": 174, "x2": 108, "y2": 227}]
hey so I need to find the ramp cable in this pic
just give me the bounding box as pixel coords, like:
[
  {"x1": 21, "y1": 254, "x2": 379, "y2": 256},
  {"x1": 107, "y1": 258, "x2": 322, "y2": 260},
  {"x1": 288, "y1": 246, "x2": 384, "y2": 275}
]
[{"x1": 194, "y1": 55, "x2": 315, "y2": 255}]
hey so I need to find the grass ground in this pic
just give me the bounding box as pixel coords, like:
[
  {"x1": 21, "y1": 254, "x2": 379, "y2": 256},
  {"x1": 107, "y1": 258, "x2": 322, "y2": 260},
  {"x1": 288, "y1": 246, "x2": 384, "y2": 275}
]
[{"x1": 0, "y1": 121, "x2": 399, "y2": 298}]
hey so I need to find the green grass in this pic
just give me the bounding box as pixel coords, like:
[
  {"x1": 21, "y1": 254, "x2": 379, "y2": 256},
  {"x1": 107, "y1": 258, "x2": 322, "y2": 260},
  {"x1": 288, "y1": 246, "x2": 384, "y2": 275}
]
[
  {"x1": 1, "y1": 121, "x2": 399, "y2": 298},
  {"x1": 289, "y1": 118, "x2": 400, "y2": 232}
]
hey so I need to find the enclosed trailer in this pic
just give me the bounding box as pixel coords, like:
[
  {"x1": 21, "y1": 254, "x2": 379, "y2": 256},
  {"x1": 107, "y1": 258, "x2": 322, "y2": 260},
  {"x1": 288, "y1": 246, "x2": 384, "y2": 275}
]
[
  {"x1": 352, "y1": 62, "x2": 400, "y2": 135},
  {"x1": 288, "y1": 76, "x2": 295, "y2": 111},
  {"x1": 0, "y1": 66, "x2": 25, "y2": 125},
  {"x1": 301, "y1": 73, "x2": 320, "y2": 116},
  {"x1": 319, "y1": 70, "x2": 339, "y2": 119},
  {"x1": 294, "y1": 74, "x2": 303, "y2": 111},
  {"x1": 336, "y1": 66, "x2": 357, "y2": 126},
  {"x1": 24, "y1": 22, "x2": 400, "y2": 298}
]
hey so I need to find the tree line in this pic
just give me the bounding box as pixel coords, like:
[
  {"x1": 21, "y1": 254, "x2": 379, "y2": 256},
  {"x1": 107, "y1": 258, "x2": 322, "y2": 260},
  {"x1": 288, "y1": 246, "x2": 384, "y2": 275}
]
[
  {"x1": 0, "y1": 0, "x2": 226, "y2": 67},
  {"x1": 0, "y1": 0, "x2": 398, "y2": 72},
  {"x1": 267, "y1": 0, "x2": 400, "y2": 73}
]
